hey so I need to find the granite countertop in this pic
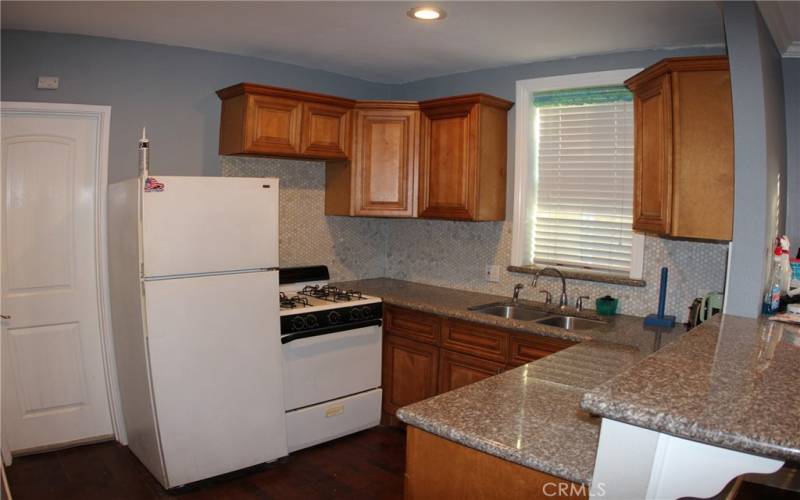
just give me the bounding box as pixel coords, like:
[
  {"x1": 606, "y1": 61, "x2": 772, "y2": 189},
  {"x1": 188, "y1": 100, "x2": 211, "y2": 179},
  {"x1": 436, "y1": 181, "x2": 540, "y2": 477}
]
[
  {"x1": 582, "y1": 314, "x2": 800, "y2": 463},
  {"x1": 335, "y1": 278, "x2": 674, "y2": 353},
  {"x1": 333, "y1": 278, "x2": 681, "y2": 484}
]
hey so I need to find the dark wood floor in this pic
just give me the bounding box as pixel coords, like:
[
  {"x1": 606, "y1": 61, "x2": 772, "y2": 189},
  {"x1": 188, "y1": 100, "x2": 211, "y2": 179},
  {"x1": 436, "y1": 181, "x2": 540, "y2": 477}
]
[
  {"x1": 5, "y1": 426, "x2": 406, "y2": 500},
  {"x1": 6, "y1": 425, "x2": 799, "y2": 500}
]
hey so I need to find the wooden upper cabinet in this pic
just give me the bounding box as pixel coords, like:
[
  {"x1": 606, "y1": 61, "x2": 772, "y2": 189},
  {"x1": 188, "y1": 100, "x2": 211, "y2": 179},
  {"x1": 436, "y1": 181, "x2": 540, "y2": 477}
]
[
  {"x1": 418, "y1": 94, "x2": 513, "y2": 221},
  {"x1": 217, "y1": 83, "x2": 355, "y2": 160},
  {"x1": 632, "y1": 74, "x2": 672, "y2": 235},
  {"x1": 626, "y1": 56, "x2": 734, "y2": 241},
  {"x1": 326, "y1": 102, "x2": 420, "y2": 217},
  {"x1": 219, "y1": 84, "x2": 513, "y2": 221},
  {"x1": 247, "y1": 95, "x2": 303, "y2": 156},
  {"x1": 300, "y1": 102, "x2": 351, "y2": 159}
]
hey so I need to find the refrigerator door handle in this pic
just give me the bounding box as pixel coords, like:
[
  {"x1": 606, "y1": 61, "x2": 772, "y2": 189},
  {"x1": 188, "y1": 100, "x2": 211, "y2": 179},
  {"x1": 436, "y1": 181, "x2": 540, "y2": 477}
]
[{"x1": 143, "y1": 268, "x2": 278, "y2": 281}]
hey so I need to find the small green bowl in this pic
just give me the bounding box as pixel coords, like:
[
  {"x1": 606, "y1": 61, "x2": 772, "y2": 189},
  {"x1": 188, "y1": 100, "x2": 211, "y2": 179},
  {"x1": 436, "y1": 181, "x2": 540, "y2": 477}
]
[{"x1": 596, "y1": 297, "x2": 619, "y2": 316}]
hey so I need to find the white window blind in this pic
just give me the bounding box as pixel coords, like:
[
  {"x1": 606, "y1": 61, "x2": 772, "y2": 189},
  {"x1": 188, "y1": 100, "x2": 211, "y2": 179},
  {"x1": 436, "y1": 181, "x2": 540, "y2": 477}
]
[{"x1": 531, "y1": 87, "x2": 635, "y2": 274}]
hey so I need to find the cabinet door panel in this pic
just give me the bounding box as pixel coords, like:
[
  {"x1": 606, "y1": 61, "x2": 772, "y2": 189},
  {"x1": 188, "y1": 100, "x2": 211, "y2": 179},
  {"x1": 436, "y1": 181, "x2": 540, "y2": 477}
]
[
  {"x1": 353, "y1": 109, "x2": 419, "y2": 217},
  {"x1": 441, "y1": 319, "x2": 508, "y2": 363},
  {"x1": 509, "y1": 333, "x2": 575, "y2": 367},
  {"x1": 382, "y1": 335, "x2": 439, "y2": 415},
  {"x1": 246, "y1": 95, "x2": 302, "y2": 155},
  {"x1": 384, "y1": 305, "x2": 441, "y2": 345},
  {"x1": 670, "y1": 70, "x2": 734, "y2": 240},
  {"x1": 438, "y1": 350, "x2": 505, "y2": 394},
  {"x1": 633, "y1": 74, "x2": 672, "y2": 235},
  {"x1": 300, "y1": 102, "x2": 351, "y2": 159},
  {"x1": 419, "y1": 105, "x2": 477, "y2": 220}
]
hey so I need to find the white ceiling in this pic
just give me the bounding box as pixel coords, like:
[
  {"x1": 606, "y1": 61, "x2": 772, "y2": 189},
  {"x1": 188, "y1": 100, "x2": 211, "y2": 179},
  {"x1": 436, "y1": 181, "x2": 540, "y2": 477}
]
[{"x1": 1, "y1": 1, "x2": 726, "y2": 84}]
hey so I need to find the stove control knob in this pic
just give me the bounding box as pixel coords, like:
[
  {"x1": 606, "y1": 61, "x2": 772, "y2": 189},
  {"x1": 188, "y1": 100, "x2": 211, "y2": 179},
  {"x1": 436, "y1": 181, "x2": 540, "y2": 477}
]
[
  {"x1": 350, "y1": 308, "x2": 363, "y2": 320},
  {"x1": 328, "y1": 311, "x2": 342, "y2": 324},
  {"x1": 360, "y1": 306, "x2": 373, "y2": 319},
  {"x1": 305, "y1": 314, "x2": 318, "y2": 328},
  {"x1": 291, "y1": 316, "x2": 307, "y2": 331}
]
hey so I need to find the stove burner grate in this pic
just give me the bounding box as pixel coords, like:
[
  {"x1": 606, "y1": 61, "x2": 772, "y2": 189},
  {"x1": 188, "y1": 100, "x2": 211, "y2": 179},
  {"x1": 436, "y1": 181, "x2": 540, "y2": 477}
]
[
  {"x1": 299, "y1": 285, "x2": 365, "y2": 302},
  {"x1": 279, "y1": 292, "x2": 310, "y2": 310}
]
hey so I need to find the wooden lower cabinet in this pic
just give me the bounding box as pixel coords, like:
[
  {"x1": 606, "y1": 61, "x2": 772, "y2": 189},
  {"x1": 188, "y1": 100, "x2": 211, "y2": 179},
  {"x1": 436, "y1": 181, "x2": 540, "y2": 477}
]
[
  {"x1": 381, "y1": 306, "x2": 576, "y2": 423},
  {"x1": 405, "y1": 426, "x2": 588, "y2": 500},
  {"x1": 382, "y1": 335, "x2": 439, "y2": 418},
  {"x1": 441, "y1": 319, "x2": 508, "y2": 363},
  {"x1": 438, "y1": 349, "x2": 505, "y2": 393},
  {"x1": 509, "y1": 332, "x2": 576, "y2": 367},
  {"x1": 385, "y1": 305, "x2": 441, "y2": 345}
]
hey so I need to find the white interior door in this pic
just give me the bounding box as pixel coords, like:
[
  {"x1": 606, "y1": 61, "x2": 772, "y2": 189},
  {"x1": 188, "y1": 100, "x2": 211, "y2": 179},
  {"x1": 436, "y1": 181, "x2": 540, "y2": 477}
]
[
  {"x1": 1, "y1": 103, "x2": 114, "y2": 455},
  {"x1": 142, "y1": 176, "x2": 279, "y2": 278}
]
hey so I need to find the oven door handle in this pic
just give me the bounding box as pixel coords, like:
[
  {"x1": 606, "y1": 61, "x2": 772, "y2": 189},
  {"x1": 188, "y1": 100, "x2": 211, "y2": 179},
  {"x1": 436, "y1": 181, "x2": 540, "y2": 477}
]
[{"x1": 281, "y1": 319, "x2": 383, "y2": 344}]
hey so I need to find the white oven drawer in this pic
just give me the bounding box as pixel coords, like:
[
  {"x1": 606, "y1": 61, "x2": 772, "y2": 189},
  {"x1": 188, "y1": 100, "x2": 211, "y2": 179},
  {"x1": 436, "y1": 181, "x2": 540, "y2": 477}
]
[
  {"x1": 282, "y1": 324, "x2": 382, "y2": 411},
  {"x1": 286, "y1": 388, "x2": 382, "y2": 452}
]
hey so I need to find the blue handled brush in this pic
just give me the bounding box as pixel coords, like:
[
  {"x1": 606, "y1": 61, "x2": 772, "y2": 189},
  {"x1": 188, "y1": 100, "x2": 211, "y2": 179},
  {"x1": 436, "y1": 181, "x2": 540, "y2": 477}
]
[{"x1": 644, "y1": 267, "x2": 676, "y2": 328}]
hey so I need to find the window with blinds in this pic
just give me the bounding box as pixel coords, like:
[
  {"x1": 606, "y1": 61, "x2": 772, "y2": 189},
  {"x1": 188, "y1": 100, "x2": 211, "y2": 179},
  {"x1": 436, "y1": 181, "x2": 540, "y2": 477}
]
[{"x1": 530, "y1": 86, "x2": 638, "y2": 275}]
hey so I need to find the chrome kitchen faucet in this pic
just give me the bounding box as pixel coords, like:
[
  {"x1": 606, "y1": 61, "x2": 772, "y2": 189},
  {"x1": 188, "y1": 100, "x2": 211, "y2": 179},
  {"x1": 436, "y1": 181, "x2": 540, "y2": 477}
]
[{"x1": 530, "y1": 267, "x2": 568, "y2": 310}]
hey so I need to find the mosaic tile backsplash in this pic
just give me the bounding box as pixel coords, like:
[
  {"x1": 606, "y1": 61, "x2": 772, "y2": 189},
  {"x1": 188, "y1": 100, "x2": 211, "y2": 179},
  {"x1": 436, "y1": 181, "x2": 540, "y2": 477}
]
[
  {"x1": 221, "y1": 156, "x2": 387, "y2": 281},
  {"x1": 222, "y1": 156, "x2": 728, "y2": 322},
  {"x1": 384, "y1": 219, "x2": 729, "y2": 323}
]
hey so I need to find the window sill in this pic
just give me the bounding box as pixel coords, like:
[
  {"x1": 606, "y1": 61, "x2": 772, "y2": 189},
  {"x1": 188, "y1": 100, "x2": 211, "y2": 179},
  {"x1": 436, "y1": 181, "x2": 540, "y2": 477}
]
[{"x1": 507, "y1": 265, "x2": 646, "y2": 287}]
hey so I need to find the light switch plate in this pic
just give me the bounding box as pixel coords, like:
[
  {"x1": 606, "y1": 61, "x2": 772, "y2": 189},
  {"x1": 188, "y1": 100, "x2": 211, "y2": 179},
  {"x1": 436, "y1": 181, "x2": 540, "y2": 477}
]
[
  {"x1": 37, "y1": 76, "x2": 59, "y2": 90},
  {"x1": 485, "y1": 264, "x2": 500, "y2": 283}
]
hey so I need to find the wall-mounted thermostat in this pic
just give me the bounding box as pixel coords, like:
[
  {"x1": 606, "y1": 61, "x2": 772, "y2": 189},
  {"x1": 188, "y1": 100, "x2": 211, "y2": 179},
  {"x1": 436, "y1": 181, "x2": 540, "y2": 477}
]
[{"x1": 37, "y1": 76, "x2": 59, "y2": 90}]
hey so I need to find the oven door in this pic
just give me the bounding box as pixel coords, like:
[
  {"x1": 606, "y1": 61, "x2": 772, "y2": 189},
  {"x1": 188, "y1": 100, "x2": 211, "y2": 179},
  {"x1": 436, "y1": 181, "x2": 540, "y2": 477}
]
[{"x1": 282, "y1": 323, "x2": 382, "y2": 411}]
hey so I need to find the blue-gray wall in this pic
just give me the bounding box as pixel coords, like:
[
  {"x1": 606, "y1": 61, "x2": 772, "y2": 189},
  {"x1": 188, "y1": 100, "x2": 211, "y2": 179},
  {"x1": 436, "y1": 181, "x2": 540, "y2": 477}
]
[
  {"x1": 391, "y1": 45, "x2": 726, "y2": 217},
  {"x1": 0, "y1": 30, "x2": 390, "y2": 182},
  {"x1": 722, "y1": 1, "x2": 787, "y2": 318},
  {"x1": 3, "y1": 21, "x2": 792, "y2": 318},
  {"x1": 784, "y1": 57, "x2": 800, "y2": 248},
  {"x1": 391, "y1": 47, "x2": 725, "y2": 101}
]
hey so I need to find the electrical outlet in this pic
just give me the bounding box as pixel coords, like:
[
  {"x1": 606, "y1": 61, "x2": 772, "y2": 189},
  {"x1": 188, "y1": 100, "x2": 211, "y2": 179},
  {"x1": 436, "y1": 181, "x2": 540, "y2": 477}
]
[
  {"x1": 485, "y1": 265, "x2": 500, "y2": 283},
  {"x1": 37, "y1": 76, "x2": 59, "y2": 90}
]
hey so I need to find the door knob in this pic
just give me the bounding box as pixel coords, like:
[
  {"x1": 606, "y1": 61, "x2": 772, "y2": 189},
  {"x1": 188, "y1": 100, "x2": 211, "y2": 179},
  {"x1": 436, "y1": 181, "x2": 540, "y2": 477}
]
[{"x1": 1, "y1": 315, "x2": 10, "y2": 320}]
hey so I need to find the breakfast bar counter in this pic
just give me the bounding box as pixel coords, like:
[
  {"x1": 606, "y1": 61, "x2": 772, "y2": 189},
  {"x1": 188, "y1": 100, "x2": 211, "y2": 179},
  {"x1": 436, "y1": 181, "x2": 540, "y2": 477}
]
[{"x1": 583, "y1": 314, "x2": 800, "y2": 462}]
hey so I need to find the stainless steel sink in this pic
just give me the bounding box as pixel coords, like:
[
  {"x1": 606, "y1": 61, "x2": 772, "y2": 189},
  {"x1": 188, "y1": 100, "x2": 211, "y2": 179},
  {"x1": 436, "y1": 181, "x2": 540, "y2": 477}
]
[
  {"x1": 468, "y1": 303, "x2": 551, "y2": 321},
  {"x1": 535, "y1": 315, "x2": 606, "y2": 331}
]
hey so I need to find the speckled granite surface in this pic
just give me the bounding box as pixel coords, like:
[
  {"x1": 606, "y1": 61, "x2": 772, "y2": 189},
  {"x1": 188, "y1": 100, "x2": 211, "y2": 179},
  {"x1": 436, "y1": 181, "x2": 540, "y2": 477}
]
[
  {"x1": 333, "y1": 278, "x2": 681, "y2": 484},
  {"x1": 334, "y1": 278, "x2": 674, "y2": 352},
  {"x1": 582, "y1": 315, "x2": 800, "y2": 463}
]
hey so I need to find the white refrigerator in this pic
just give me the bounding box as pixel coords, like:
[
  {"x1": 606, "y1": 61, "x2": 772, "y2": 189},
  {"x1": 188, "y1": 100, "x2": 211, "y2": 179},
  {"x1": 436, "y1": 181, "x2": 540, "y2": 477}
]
[{"x1": 107, "y1": 175, "x2": 286, "y2": 488}]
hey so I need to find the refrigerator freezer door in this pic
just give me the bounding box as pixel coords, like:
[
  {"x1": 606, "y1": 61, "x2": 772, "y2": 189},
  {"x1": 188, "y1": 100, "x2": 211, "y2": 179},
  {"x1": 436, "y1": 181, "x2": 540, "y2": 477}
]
[
  {"x1": 142, "y1": 176, "x2": 278, "y2": 278},
  {"x1": 144, "y1": 270, "x2": 286, "y2": 487}
]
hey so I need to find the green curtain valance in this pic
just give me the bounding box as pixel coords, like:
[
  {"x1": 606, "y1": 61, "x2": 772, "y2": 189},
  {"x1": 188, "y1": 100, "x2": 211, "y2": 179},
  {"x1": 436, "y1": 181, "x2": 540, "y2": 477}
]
[{"x1": 532, "y1": 85, "x2": 632, "y2": 108}]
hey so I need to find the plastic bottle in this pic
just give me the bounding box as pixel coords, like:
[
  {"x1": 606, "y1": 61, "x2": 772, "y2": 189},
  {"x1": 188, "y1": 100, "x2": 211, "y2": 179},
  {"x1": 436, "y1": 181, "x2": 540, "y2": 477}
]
[
  {"x1": 779, "y1": 235, "x2": 792, "y2": 293},
  {"x1": 769, "y1": 244, "x2": 783, "y2": 314}
]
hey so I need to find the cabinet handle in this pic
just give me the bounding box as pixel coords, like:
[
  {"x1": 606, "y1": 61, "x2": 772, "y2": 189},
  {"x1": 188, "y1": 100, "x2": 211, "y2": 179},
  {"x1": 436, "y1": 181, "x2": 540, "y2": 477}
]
[{"x1": 0, "y1": 314, "x2": 10, "y2": 320}]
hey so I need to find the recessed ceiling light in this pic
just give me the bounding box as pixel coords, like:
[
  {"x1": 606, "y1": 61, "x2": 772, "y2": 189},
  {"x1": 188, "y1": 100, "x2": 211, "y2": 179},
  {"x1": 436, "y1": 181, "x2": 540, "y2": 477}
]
[{"x1": 407, "y1": 6, "x2": 446, "y2": 21}]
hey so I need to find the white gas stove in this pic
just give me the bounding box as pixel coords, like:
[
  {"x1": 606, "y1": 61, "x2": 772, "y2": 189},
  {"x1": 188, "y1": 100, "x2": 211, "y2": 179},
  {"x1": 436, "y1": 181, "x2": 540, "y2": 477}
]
[{"x1": 278, "y1": 266, "x2": 382, "y2": 453}]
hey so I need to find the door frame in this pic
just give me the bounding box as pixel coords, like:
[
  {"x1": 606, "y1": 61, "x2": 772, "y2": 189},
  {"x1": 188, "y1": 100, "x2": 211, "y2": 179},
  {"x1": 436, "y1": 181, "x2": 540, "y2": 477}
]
[{"x1": 0, "y1": 102, "x2": 126, "y2": 464}]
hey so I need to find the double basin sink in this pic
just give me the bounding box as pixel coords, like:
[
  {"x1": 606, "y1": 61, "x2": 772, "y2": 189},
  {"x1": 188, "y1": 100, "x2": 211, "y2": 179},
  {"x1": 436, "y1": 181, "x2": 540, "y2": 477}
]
[{"x1": 468, "y1": 302, "x2": 606, "y2": 331}]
